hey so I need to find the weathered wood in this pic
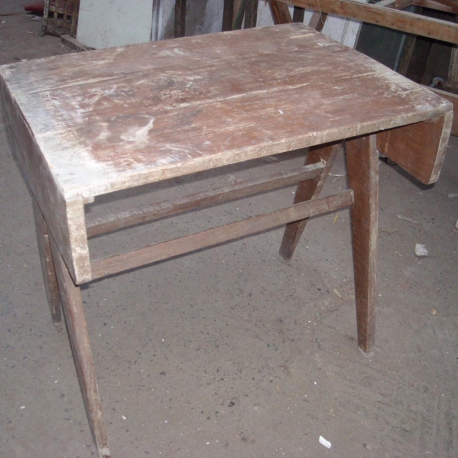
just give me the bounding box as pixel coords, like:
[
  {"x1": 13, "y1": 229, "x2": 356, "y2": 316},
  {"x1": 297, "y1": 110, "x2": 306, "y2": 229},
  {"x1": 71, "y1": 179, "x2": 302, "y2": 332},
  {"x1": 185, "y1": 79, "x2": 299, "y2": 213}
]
[
  {"x1": 377, "y1": 112, "x2": 453, "y2": 184},
  {"x1": 429, "y1": 87, "x2": 458, "y2": 135},
  {"x1": 91, "y1": 191, "x2": 354, "y2": 280},
  {"x1": 233, "y1": 0, "x2": 246, "y2": 29},
  {"x1": 308, "y1": 11, "x2": 328, "y2": 31},
  {"x1": 277, "y1": 0, "x2": 458, "y2": 43},
  {"x1": 1, "y1": 25, "x2": 451, "y2": 204},
  {"x1": 449, "y1": 47, "x2": 458, "y2": 83},
  {"x1": 0, "y1": 77, "x2": 91, "y2": 284},
  {"x1": 49, "y1": 236, "x2": 110, "y2": 458},
  {"x1": 293, "y1": 6, "x2": 305, "y2": 22},
  {"x1": 413, "y1": 0, "x2": 458, "y2": 14},
  {"x1": 244, "y1": 0, "x2": 258, "y2": 28},
  {"x1": 61, "y1": 34, "x2": 93, "y2": 52},
  {"x1": 87, "y1": 163, "x2": 325, "y2": 237},
  {"x1": 279, "y1": 142, "x2": 342, "y2": 260},
  {"x1": 2, "y1": 24, "x2": 453, "y2": 456},
  {"x1": 345, "y1": 135, "x2": 378, "y2": 356},
  {"x1": 269, "y1": 0, "x2": 293, "y2": 24},
  {"x1": 174, "y1": 0, "x2": 186, "y2": 38},
  {"x1": 222, "y1": 0, "x2": 236, "y2": 31},
  {"x1": 397, "y1": 34, "x2": 417, "y2": 75},
  {"x1": 32, "y1": 197, "x2": 62, "y2": 326}
]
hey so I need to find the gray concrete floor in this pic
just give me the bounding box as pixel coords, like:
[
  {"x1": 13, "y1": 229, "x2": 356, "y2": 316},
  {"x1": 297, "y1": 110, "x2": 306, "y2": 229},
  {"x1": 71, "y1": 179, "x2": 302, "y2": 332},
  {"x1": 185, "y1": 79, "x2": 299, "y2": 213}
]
[{"x1": 1, "y1": 3, "x2": 457, "y2": 457}]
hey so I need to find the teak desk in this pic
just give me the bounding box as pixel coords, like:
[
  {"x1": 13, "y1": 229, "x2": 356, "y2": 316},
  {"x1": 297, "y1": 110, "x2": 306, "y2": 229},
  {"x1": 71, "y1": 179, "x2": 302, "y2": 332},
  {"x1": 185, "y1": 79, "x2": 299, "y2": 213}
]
[{"x1": 0, "y1": 24, "x2": 452, "y2": 457}]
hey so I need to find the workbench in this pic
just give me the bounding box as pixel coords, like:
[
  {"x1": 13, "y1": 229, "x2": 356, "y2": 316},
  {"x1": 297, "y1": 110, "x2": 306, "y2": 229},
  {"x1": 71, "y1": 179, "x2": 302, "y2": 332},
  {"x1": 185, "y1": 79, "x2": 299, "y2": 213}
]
[{"x1": 0, "y1": 24, "x2": 452, "y2": 457}]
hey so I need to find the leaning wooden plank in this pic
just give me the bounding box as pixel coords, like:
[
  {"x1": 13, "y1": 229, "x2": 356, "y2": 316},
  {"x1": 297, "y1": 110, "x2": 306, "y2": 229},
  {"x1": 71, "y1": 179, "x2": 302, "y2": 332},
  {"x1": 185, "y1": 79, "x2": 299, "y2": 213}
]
[
  {"x1": 269, "y1": 0, "x2": 293, "y2": 24},
  {"x1": 277, "y1": 0, "x2": 458, "y2": 43},
  {"x1": 293, "y1": 6, "x2": 306, "y2": 22},
  {"x1": 412, "y1": 0, "x2": 458, "y2": 14},
  {"x1": 377, "y1": 112, "x2": 453, "y2": 184},
  {"x1": 86, "y1": 163, "x2": 325, "y2": 237},
  {"x1": 449, "y1": 47, "x2": 458, "y2": 83},
  {"x1": 428, "y1": 87, "x2": 458, "y2": 136},
  {"x1": 222, "y1": 0, "x2": 236, "y2": 31},
  {"x1": 61, "y1": 34, "x2": 93, "y2": 52},
  {"x1": 308, "y1": 11, "x2": 328, "y2": 31},
  {"x1": 244, "y1": 0, "x2": 259, "y2": 27},
  {"x1": 174, "y1": 0, "x2": 186, "y2": 38},
  {"x1": 90, "y1": 190, "x2": 354, "y2": 280},
  {"x1": 49, "y1": 236, "x2": 110, "y2": 458}
]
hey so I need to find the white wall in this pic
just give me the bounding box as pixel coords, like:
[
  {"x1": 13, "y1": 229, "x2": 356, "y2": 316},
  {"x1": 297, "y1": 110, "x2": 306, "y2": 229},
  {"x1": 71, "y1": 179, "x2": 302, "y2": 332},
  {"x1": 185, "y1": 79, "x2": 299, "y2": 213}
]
[
  {"x1": 76, "y1": 0, "x2": 362, "y2": 50},
  {"x1": 77, "y1": 0, "x2": 153, "y2": 49}
]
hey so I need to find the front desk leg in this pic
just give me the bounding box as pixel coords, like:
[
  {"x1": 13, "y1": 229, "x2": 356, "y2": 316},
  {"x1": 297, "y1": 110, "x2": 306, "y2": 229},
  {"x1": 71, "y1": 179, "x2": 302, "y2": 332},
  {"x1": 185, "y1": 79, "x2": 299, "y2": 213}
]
[
  {"x1": 49, "y1": 237, "x2": 111, "y2": 458},
  {"x1": 345, "y1": 135, "x2": 379, "y2": 357}
]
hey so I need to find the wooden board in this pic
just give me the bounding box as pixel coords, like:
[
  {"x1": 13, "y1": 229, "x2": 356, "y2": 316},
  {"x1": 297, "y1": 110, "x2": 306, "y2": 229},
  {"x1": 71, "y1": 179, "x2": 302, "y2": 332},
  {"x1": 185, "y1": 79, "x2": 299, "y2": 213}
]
[
  {"x1": 429, "y1": 87, "x2": 458, "y2": 135},
  {"x1": 277, "y1": 0, "x2": 458, "y2": 44},
  {"x1": 0, "y1": 24, "x2": 451, "y2": 201}
]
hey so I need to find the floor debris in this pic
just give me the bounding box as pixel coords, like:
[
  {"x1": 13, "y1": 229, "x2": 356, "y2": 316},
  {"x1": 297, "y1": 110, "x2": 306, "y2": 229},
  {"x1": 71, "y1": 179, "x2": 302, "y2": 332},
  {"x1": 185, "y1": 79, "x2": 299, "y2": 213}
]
[
  {"x1": 319, "y1": 435, "x2": 332, "y2": 449},
  {"x1": 415, "y1": 244, "x2": 429, "y2": 257}
]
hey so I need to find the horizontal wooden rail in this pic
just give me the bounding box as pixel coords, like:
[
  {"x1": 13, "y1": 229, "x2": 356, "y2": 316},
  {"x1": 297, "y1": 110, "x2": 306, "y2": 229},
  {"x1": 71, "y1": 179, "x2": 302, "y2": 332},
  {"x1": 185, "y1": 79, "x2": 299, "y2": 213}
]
[
  {"x1": 90, "y1": 190, "x2": 354, "y2": 280},
  {"x1": 86, "y1": 162, "x2": 325, "y2": 237},
  {"x1": 278, "y1": 0, "x2": 458, "y2": 44}
]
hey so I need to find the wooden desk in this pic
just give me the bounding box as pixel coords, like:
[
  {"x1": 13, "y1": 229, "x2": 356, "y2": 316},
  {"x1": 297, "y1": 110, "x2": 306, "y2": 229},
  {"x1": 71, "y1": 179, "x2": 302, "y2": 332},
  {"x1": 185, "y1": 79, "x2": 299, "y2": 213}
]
[{"x1": 0, "y1": 24, "x2": 452, "y2": 458}]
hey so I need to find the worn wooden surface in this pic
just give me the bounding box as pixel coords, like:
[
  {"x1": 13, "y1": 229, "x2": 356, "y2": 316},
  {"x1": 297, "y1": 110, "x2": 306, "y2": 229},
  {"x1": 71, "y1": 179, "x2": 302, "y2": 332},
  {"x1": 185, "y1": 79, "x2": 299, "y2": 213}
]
[
  {"x1": 278, "y1": 0, "x2": 458, "y2": 43},
  {"x1": 32, "y1": 197, "x2": 62, "y2": 326},
  {"x1": 269, "y1": 1, "x2": 293, "y2": 24},
  {"x1": 91, "y1": 190, "x2": 354, "y2": 280},
  {"x1": 377, "y1": 112, "x2": 453, "y2": 184},
  {"x1": 280, "y1": 142, "x2": 342, "y2": 260},
  {"x1": 0, "y1": 77, "x2": 90, "y2": 283},
  {"x1": 346, "y1": 135, "x2": 379, "y2": 356},
  {"x1": 49, "y1": 235, "x2": 110, "y2": 458},
  {"x1": 429, "y1": 87, "x2": 458, "y2": 135},
  {"x1": 174, "y1": 0, "x2": 186, "y2": 38},
  {"x1": 0, "y1": 24, "x2": 451, "y2": 201},
  {"x1": 86, "y1": 162, "x2": 326, "y2": 237}
]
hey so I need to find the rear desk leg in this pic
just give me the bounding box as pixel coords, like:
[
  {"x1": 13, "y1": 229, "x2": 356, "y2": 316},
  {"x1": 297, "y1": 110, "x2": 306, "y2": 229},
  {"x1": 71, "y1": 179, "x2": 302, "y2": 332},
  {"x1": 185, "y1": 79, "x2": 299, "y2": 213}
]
[
  {"x1": 345, "y1": 135, "x2": 379, "y2": 357},
  {"x1": 32, "y1": 197, "x2": 62, "y2": 326},
  {"x1": 49, "y1": 237, "x2": 111, "y2": 458},
  {"x1": 279, "y1": 141, "x2": 343, "y2": 260}
]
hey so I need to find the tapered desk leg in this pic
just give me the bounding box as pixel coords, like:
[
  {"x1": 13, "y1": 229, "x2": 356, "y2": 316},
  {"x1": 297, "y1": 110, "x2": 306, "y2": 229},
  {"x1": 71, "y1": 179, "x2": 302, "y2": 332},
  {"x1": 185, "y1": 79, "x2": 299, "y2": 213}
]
[
  {"x1": 32, "y1": 197, "x2": 62, "y2": 326},
  {"x1": 49, "y1": 237, "x2": 111, "y2": 458},
  {"x1": 345, "y1": 135, "x2": 379, "y2": 357},
  {"x1": 279, "y1": 142, "x2": 343, "y2": 260}
]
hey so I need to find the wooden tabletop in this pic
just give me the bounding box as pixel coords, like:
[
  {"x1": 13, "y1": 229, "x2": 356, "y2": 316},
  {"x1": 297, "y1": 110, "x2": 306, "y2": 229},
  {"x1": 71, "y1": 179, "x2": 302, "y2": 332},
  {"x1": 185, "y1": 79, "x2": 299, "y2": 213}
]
[{"x1": 0, "y1": 24, "x2": 452, "y2": 202}]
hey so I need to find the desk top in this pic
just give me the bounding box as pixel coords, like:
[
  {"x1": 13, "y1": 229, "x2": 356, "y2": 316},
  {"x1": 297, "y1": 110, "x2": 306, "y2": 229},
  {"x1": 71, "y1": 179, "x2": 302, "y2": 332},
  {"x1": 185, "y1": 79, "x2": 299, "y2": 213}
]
[{"x1": 0, "y1": 24, "x2": 452, "y2": 201}]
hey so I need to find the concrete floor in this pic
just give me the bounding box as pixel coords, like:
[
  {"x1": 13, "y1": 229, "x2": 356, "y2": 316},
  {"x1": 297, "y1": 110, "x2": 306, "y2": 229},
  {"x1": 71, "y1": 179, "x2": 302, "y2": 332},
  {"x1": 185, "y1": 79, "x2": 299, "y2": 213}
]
[{"x1": 1, "y1": 3, "x2": 457, "y2": 458}]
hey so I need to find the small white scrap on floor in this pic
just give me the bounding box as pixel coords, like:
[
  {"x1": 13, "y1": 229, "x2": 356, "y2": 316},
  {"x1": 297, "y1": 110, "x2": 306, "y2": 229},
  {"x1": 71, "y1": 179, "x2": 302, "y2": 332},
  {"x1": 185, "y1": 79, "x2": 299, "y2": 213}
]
[
  {"x1": 319, "y1": 435, "x2": 332, "y2": 449},
  {"x1": 415, "y1": 244, "x2": 429, "y2": 257}
]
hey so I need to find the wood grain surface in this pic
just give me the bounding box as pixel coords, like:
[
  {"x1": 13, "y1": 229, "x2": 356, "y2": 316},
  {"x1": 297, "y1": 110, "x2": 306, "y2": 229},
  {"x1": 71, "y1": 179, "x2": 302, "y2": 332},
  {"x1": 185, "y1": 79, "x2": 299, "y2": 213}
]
[{"x1": 0, "y1": 24, "x2": 452, "y2": 202}]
